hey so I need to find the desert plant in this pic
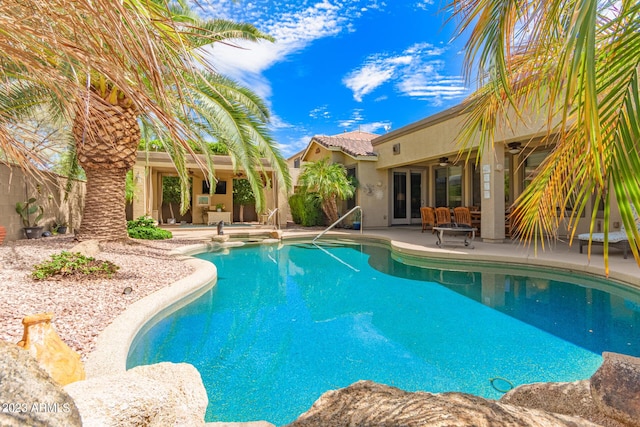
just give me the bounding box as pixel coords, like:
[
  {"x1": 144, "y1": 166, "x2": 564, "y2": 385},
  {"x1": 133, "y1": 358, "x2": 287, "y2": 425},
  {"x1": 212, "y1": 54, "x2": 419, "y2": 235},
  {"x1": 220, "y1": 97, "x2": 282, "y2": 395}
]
[
  {"x1": 289, "y1": 192, "x2": 323, "y2": 226},
  {"x1": 233, "y1": 178, "x2": 255, "y2": 222},
  {"x1": 32, "y1": 251, "x2": 119, "y2": 280},
  {"x1": 15, "y1": 198, "x2": 44, "y2": 227},
  {"x1": 297, "y1": 158, "x2": 355, "y2": 224},
  {"x1": 127, "y1": 216, "x2": 172, "y2": 240}
]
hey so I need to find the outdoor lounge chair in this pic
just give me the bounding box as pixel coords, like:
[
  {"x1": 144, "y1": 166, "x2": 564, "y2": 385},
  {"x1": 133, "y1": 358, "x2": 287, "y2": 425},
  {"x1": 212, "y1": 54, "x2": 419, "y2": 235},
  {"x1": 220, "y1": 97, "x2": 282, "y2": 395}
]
[
  {"x1": 578, "y1": 205, "x2": 639, "y2": 259},
  {"x1": 420, "y1": 207, "x2": 435, "y2": 232},
  {"x1": 453, "y1": 207, "x2": 472, "y2": 227},
  {"x1": 435, "y1": 207, "x2": 452, "y2": 226}
]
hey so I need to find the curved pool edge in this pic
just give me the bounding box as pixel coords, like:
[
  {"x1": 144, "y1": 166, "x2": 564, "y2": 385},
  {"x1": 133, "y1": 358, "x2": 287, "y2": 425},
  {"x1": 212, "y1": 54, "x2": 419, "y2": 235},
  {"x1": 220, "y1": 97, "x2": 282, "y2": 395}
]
[
  {"x1": 304, "y1": 232, "x2": 639, "y2": 291},
  {"x1": 86, "y1": 232, "x2": 639, "y2": 379},
  {"x1": 84, "y1": 242, "x2": 219, "y2": 378}
]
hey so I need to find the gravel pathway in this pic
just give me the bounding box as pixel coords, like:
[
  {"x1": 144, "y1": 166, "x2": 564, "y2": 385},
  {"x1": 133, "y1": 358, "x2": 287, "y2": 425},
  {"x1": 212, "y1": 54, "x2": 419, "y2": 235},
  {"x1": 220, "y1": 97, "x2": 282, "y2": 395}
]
[{"x1": 0, "y1": 235, "x2": 198, "y2": 360}]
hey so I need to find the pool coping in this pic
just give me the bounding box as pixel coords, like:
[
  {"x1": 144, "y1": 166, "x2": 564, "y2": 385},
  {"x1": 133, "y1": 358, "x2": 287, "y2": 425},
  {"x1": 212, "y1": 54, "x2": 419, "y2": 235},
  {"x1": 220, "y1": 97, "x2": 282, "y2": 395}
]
[
  {"x1": 84, "y1": 242, "x2": 218, "y2": 378},
  {"x1": 85, "y1": 233, "x2": 639, "y2": 378}
]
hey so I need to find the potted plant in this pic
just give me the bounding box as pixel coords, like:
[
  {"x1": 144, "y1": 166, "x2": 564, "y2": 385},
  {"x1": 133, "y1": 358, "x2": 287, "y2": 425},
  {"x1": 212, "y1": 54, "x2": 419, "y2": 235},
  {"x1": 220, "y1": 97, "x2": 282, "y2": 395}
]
[
  {"x1": 215, "y1": 203, "x2": 225, "y2": 212},
  {"x1": 15, "y1": 197, "x2": 44, "y2": 239},
  {"x1": 53, "y1": 213, "x2": 68, "y2": 234},
  {"x1": 352, "y1": 209, "x2": 362, "y2": 230},
  {"x1": 233, "y1": 178, "x2": 255, "y2": 222}
]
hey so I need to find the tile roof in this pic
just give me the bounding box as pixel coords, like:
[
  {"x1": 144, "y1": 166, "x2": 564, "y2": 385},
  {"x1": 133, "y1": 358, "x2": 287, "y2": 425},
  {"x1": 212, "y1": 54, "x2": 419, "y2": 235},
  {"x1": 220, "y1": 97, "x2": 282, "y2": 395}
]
[{"x1": 311, "y1": 130, "x2": 378, "y2": 157}]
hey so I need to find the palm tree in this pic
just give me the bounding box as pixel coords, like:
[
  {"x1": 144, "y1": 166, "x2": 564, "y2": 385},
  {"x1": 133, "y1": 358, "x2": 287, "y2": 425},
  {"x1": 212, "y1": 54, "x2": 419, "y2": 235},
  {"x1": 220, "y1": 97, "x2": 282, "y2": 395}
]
[
  {"x1": 450, "y1": 0, "x2": 640, "y2": 273},
  {"x1": 298, "y1": 158, "x2": 355, "y2": 224},
  {"x1": 1, "y1": 0, "x2": 290, "y2": 241}
]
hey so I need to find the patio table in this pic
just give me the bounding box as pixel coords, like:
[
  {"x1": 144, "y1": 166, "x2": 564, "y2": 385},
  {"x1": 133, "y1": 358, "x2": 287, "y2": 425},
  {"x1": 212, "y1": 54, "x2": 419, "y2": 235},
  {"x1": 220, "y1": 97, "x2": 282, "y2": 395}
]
[{"x1": 433, "y1": 224, "x2": 477, "y2": 249}]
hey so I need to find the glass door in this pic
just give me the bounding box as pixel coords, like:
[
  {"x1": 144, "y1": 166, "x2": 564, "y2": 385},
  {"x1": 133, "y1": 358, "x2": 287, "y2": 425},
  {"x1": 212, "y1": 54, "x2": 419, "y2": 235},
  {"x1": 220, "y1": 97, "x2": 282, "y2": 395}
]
[{"x1": 392, "y1": 169, "x2": 425, "y2": 225}]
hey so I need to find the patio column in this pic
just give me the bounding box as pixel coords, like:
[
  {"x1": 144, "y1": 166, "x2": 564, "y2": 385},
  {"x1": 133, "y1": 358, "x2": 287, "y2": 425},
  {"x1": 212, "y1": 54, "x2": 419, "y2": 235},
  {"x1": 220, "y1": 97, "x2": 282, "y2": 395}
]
[
  {"x1": 480, "y1": 144, "x2": 506, "y2": 242},
  {"x1": 131, "y1": 164, "x2": 146, "y2": 219}
]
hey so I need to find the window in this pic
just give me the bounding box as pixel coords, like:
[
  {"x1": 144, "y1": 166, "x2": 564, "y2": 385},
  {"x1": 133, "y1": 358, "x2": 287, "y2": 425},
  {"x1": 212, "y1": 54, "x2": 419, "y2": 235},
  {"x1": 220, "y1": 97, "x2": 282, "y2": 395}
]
[
  {"x1": 346, "y1": 167, "x2": 357, "y2": 210},
  {"x1": 435, "y1": 166, "x2": 462, "y2": 207},
  {"x1": 293, "y1": 157, "x2": 301, "y2": 168}
]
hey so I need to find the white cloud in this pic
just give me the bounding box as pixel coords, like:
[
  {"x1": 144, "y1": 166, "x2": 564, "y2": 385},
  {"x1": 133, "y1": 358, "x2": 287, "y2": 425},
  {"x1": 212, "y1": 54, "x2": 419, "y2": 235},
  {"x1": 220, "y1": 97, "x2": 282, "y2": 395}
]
[
  {"x1": 415, "y1": 0, "x2": 434, "y2": 10},
  {"x1": 360, "y1": 121, "x2": 392, "y2": 133},
  {"x1": 279, "y1": 134, "x2": 314, "y2": 158},
  {"x1": 343, "y1": 61, "x2": 396, "y2": 102},
  {"x1": 343, "y1": 42, "x2": 468, "y2": 104},
  {"x1": 338, "y1": 109, "x2": 365, "y2": 129},
  {"x1": 309, "y1": 105, "x2": 332, "y2": 120},
  {"x1": 201, "y1": 1, "x2": 367, "y2": 99}
]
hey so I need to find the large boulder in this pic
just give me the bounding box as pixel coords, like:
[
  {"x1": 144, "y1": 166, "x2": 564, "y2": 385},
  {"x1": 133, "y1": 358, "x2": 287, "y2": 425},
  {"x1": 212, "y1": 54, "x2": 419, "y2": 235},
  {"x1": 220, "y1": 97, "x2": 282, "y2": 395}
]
[
  {"x1": 286, "y1": 380, "x2": 599, "y2": 427},
  {"x1": 501, "y1": 380, "x2": 626, "y2": 427},
  {"x1": 0, "y1": 341, "x2": 82, "y2": 427},
  {"x1": 64, "y1": 362, "x2": 208, "y2": 426},
  {"x1": 590, "y1": 352, "x2": 640, "y2": 427}
]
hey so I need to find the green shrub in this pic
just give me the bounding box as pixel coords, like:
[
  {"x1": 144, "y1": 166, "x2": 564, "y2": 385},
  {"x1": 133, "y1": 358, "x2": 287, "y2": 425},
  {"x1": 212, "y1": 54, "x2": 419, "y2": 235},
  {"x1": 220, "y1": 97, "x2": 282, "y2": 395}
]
[
  {"x1": 289, "y1": 193, "x2": 323, "y2": 226},
  {"x1": 32, "y1": 252, "x2": 119, "y2": 280},
  {"x1": 127, "y1": 216, "x2": 173, "y2": 240}
]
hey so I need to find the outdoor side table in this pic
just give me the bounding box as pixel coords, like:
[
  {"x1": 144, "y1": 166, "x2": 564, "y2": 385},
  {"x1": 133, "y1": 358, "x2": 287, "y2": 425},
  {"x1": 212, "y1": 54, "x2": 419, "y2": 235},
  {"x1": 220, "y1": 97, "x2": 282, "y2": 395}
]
[{"x1": 433, "y1": 225, "x2": 477, "y2": 249}]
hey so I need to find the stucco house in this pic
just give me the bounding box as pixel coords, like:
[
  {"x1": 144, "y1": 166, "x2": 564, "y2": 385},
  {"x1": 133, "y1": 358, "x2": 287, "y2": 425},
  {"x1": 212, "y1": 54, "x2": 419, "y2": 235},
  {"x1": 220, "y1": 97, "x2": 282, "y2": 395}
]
[{"x1": 291, "y1": 105, "x2": 613, "y2": 243}]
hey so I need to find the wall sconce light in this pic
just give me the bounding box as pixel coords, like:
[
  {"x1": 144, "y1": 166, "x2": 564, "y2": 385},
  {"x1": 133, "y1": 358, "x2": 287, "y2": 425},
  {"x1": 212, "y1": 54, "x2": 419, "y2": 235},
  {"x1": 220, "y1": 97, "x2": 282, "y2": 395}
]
[
  {"x1": 376, "y1": 181, "x2": 383, "y2": 187},
  {"x1": 439, "y1": 157, "x2": 450, "y2": 167},
  {"x1": 507, "y1": 142, "x2": 522, "y2": 154}
]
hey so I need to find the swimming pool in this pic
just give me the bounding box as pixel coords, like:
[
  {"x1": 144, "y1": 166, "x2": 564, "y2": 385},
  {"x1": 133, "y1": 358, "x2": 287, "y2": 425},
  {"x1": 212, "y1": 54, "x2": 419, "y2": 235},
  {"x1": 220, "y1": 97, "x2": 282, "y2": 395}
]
[{"x1": 127, "y1": 240, "x2": 640, "y2": 425}]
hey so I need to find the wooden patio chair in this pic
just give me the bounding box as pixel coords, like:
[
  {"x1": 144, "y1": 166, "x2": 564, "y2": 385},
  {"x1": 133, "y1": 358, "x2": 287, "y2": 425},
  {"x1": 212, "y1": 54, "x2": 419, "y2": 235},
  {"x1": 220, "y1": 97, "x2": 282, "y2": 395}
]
[
  {"x1": 435, "y1": 207, "x2": 452, "y2": 226},
  {"x1": 420, "y1": 207, "x2": 435, "y2": 232},
  {"x1": 453, "y1": 206, "x2": 472, "y2": 227}
]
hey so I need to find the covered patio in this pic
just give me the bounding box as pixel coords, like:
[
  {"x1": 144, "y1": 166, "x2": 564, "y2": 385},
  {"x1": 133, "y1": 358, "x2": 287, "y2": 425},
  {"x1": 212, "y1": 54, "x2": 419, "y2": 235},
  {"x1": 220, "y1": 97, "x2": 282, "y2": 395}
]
[{"x1": 130, "y1": 151, "x2": 286, "y2": 226}]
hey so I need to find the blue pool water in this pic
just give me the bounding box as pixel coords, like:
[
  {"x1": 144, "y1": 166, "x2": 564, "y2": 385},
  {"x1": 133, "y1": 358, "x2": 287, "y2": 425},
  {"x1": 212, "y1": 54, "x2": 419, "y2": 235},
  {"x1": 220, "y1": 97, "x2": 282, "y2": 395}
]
[{"x1": 127, "y1": 241, "x2": 640, "y2": 426}]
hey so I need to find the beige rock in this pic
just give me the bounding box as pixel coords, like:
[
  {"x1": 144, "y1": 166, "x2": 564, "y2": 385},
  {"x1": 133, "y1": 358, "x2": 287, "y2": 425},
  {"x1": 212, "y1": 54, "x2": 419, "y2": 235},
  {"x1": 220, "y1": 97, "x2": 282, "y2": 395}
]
[
  {"x1": 0, "y1": 341, "x2": 82, "y2": 427},
  {"x1": 269, "y1": 230, "x2": 283, "y2": 239},
  {"x1": 70, "y1": 239, "x2": 101, "y2": 257},
  {"x1": 212, "y1": 235, "x2": 230, "y2": 243},
  {"x1": 501, "y1": 380, "x2": 626, "y2": 427},
  {"x1": 591, "y1": 352, "x2": 640, "y2": 427},
  {"x1": 286, "y1": 380, "x2": 600, "y2": 427},
  {"x1": 16, "y1": 312, "x2": 86, "y2": 386},
  {"x1": 65, "y1": 362, "x2": 207, "y2": 426}
]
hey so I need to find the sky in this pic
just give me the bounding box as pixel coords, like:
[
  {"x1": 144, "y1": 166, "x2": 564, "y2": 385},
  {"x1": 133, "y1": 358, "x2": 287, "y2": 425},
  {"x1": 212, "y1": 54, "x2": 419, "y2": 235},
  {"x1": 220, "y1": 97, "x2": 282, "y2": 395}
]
[{"x1": 196, "y1": 0, "x2": 472, "y2": 158}]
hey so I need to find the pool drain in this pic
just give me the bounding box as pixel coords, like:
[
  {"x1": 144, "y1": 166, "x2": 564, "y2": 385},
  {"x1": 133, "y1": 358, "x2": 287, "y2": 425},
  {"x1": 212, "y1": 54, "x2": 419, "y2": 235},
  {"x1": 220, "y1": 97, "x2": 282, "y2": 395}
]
[{"x1": 489, "y1": 377, "x2": 514, "y2": 393}]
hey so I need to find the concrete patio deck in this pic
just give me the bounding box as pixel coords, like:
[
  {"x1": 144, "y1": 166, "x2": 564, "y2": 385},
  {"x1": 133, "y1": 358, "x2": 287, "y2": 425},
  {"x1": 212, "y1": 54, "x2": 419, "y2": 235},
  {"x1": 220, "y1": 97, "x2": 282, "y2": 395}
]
[{"x1": 163, "y1": 223, "x2": 640, "y2": 289}]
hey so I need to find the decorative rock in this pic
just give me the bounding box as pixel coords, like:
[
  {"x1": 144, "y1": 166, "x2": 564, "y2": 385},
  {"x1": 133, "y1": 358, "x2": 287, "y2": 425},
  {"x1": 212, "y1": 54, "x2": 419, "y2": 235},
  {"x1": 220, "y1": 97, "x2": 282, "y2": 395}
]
[
  {"x1": 286, "y1": 380, "x2": 600, "y2": 427},
  {"x1": 65, "y1": 362, "x2": 207, "y2": 426},
  {"x1": 206, "y1": 422, "x2": 275, "y2": 427},
  {"x1": 70, "y1": 239, "x2": 101, "y2": 257},
  {"x1": 16, "y1": 313, "x2": 86, "y2": 386},
  {"x1": 0, "y1": 341, "x2": 82, "y2": 427},
  {"x1": 269, "y1": 230, "x2": 283, "y2": 239},
  {"x1": 212, "y1": 235, "x2": 230, "y2": 243},
  {"x1": 501, "y1": 380, "x2": 626, "y2": 427},
  {"x1": 591, "y1": 352, "x2": 640, "y2": 427}
]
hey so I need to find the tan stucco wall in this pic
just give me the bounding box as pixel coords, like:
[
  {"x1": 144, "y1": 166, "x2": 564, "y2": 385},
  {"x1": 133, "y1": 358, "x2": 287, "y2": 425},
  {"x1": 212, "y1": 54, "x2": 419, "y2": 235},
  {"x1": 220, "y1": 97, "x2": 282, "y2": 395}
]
[{"x1": 0, "y1": 164, "x2": 85, "y2": 242}]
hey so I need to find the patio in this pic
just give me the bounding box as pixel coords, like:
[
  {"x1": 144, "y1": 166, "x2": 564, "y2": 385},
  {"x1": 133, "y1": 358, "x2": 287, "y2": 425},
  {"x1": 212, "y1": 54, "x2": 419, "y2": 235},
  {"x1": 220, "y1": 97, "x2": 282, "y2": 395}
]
[{"x1": 164, "y1": 224, "x2": 640, "y2": 288}]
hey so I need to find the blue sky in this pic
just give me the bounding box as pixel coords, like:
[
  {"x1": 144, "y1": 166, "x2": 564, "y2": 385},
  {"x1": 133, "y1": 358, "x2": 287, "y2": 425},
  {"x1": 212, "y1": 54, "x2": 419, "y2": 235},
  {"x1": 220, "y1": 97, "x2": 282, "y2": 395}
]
[{"x1": 198, "y1": 0, "x2": 471, "y2": 158}]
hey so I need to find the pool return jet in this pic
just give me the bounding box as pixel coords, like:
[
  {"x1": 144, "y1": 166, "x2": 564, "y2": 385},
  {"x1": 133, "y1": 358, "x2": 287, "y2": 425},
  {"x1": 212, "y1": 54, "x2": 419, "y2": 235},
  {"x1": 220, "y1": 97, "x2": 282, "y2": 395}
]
[{"x1": 312, "y1": 206, "x2": 363, "y2": 272}]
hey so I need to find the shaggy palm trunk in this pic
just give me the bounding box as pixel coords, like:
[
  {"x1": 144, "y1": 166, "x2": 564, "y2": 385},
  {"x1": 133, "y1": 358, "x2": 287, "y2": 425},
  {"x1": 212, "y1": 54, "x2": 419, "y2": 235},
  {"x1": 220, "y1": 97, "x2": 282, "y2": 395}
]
[
  {"x1": 322, "y1": 196, "x2": 339, "y2": 224},
  {"x1": 73, "y1": 94, "x2": 140, "y2": 241}
]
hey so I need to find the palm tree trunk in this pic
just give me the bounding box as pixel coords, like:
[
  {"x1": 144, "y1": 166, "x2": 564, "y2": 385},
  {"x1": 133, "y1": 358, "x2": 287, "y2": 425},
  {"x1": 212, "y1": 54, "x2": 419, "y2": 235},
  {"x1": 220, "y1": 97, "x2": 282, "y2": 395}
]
[
  {"x1": 73, "y1": 93, "x2": 140, "y2": 241},
  {"x1": 323, "y1": 196, "x2": 339, "y2": 224},
  {"x1": 79, "y1": 168, "x2": 129, "y2": 241}
]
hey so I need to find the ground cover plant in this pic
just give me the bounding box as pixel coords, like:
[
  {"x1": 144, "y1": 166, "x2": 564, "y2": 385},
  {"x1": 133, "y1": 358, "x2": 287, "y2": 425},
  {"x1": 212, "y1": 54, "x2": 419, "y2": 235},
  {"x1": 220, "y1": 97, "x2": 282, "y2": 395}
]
[{"x1": 32, "y1": 252, "x2": 119, "y2": 280}]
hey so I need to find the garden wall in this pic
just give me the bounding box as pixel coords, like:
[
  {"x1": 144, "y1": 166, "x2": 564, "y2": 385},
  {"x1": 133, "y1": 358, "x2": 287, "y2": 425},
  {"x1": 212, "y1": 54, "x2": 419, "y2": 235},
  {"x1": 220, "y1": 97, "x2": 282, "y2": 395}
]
[{"x1": 0, "y1": 164, "x2": 85, "y2": 242}]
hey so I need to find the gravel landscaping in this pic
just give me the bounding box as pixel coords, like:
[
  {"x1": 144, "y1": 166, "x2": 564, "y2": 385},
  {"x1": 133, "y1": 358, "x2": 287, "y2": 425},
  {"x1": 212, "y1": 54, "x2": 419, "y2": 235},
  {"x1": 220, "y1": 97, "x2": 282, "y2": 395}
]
[{"x1": 0, "y1": 235, "x2": 197, "y2": 360}]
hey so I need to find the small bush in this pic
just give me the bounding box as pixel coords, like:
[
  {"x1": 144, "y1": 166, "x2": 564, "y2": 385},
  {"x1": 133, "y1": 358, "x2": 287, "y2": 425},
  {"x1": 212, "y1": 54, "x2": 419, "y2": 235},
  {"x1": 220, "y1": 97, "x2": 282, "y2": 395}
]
[
  {"x1": 127, "y1": 216, "x2": 173, "y2": 240},
  {"x1": 32, "y1": 252, "x2": 119, "y2": 280},
  {"x1": 289, "y1": 193, "x2": 323, "y2": 226}
]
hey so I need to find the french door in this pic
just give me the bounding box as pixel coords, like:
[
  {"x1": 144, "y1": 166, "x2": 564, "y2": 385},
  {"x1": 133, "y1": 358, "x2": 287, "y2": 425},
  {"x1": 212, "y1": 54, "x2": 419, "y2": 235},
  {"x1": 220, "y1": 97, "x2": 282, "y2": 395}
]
[{"x1": 392, "y1": 169, "x2": 425, "y2": 225}]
